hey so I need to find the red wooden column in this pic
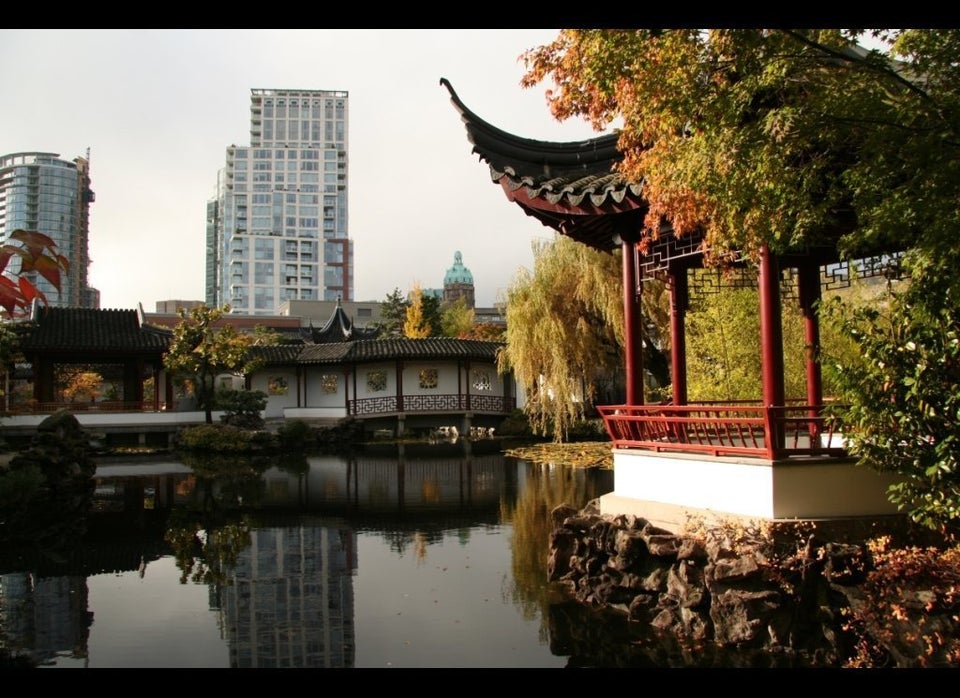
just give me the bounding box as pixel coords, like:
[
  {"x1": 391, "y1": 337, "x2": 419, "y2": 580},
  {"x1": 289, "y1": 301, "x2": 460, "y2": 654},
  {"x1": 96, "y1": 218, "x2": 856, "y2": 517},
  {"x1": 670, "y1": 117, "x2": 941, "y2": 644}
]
[
  {"x1": 759, "y1": 244, "x2": 786, "y2": 455},
  {"x1": 797, "y1": 261, "x2": 824, "y2": 406},
  {"x1": 668, "y1": 264, "x2": 689, "y2": 406},
  {"x1": 618, "y1": 233, "x2": 644, "y2": 405}
]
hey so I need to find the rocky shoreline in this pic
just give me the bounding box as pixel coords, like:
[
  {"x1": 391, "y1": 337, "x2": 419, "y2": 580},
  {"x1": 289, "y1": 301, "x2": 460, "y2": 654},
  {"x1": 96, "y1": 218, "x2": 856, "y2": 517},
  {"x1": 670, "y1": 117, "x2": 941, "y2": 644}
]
[{"x1": 547, "y1": 499, "x2": 958, "y2": 668}]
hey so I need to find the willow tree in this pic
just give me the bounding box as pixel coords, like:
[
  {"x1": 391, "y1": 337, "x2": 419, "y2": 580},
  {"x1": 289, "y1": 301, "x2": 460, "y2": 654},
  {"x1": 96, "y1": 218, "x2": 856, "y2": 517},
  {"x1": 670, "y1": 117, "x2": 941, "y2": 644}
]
[
  {"x1": 499, "y1": 235, "x2": 624, "y2": 441},
  {"x1": 521, "y1": 29, "x2": 960, "y2": 531}
]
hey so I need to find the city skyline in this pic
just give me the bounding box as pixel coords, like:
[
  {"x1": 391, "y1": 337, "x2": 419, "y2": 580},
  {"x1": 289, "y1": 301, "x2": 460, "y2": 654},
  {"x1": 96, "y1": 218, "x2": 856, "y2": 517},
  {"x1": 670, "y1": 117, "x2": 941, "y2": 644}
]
[{"x1": 0, "y1": 29, "x2": 604, "y2": 311}]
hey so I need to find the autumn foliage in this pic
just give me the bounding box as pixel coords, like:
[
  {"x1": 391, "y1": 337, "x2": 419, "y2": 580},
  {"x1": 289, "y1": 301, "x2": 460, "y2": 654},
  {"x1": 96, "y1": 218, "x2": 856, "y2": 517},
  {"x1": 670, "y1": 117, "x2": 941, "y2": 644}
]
[{"x1": 0, "y1": 229, "x2": 69, "y2": 317}]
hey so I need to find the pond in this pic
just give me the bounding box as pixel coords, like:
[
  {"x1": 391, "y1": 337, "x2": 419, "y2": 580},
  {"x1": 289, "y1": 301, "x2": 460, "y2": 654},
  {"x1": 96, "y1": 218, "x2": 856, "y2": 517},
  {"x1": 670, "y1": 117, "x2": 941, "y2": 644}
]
[{"x1": 0, "y1": 441, "x2": 788, "y2": 669}]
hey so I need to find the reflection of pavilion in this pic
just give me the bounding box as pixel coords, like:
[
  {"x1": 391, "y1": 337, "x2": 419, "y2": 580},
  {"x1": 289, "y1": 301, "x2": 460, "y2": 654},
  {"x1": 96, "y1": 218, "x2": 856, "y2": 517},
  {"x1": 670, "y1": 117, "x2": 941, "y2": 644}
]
[{"x1": 257, "y1": 451, "x2": 515, "y2": 520}]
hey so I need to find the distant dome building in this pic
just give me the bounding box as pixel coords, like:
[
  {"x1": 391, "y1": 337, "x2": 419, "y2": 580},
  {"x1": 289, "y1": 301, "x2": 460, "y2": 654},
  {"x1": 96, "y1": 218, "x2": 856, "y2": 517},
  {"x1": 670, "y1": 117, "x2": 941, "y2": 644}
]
[{"x1": 442, "y1": 250, "x2": 475, "y2": 309}]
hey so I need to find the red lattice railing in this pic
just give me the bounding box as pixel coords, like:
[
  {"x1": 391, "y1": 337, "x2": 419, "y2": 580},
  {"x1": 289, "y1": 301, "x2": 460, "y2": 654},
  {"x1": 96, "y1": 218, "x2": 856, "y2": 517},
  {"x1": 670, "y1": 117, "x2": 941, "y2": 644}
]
[{"x1": 597, "y1": 403, "x2": 847, "y2": 460}]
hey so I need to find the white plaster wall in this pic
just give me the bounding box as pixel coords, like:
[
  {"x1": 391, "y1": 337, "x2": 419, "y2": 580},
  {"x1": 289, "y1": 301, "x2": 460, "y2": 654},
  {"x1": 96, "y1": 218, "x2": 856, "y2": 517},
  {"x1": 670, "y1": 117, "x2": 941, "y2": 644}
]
[
  {"x1": 250, "y1": 369, "x2": 298, "y2": 418},
  {"x1": 302, "y1": 367, "x2": 347, "y2": 408},
  {"x1": 355, "y1": 362, "x2": 395, "y2": 399},
  {"x1": 401, "y1": 361, "x2": 461, "y2": 396}
]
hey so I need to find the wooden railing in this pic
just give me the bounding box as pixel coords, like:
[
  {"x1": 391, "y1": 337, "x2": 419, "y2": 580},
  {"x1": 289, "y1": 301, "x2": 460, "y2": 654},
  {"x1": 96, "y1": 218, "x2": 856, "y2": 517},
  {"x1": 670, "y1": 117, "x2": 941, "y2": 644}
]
[
  {"x1": 4, "y1": 400, "x2": 168, "y2": 415},
  {"x1": 597, "y1": 403, "x2": 847, "y2": 460}
]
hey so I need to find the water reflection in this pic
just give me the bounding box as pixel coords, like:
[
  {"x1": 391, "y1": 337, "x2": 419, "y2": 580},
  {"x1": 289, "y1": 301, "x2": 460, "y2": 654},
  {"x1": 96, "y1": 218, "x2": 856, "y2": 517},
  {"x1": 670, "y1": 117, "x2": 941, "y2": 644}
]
[{"x1": 1, "y1": 444, "x2": 621, "y2": 668}]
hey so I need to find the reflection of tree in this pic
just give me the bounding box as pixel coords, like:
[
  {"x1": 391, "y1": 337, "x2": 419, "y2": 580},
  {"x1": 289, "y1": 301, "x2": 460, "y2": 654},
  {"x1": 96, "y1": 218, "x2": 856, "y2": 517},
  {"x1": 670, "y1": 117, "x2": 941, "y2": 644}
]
[
  {"x1": 505, "y1": 461, "x2": 610, "y2": 636},
  {"x1": 414, "y1": 531, "x2": 428, "y2": 565},
  {"x1": 165, "y1": 512, "x2": 251, "y2": 586},
  {"x1": 163, "y1": 453, "x2": 267, "y2": 585}
]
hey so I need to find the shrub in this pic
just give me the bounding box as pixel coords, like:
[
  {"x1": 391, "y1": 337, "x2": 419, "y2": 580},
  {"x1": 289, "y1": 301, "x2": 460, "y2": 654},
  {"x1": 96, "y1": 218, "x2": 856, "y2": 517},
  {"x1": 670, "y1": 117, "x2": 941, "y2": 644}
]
[
  {"x1": 276, "y1": 419, "x2": 315, "y2": 450},
  {"x1": 497, "y1": 409, "x2": 533, "y2": 437},
  {"x1": 176, "y1": 424, "x2": 275, "y2": 452},
  {"x1": 216, "y1": 388, "x2": 267, "y2": 430}
]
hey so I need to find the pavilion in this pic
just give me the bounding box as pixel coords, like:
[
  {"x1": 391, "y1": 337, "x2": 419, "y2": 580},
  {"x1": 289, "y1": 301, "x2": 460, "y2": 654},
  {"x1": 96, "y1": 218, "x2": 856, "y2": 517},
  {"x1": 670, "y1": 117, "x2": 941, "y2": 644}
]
[{"x1": 442, "y1": 77, "x2": 904, "y2": 527}]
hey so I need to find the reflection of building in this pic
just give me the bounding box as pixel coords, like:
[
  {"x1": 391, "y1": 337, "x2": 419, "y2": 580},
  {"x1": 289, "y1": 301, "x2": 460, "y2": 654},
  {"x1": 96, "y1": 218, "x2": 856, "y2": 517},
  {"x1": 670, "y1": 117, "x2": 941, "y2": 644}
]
[
  {"x1": 0, "y1": 151, "x2": 98, "y2": 308},
  {"x1": 218, "y1": 525, "x2": 356, "y2": 668},
  {"x1": 0, "y1": 573, "x2": 90, "y2": 666}
]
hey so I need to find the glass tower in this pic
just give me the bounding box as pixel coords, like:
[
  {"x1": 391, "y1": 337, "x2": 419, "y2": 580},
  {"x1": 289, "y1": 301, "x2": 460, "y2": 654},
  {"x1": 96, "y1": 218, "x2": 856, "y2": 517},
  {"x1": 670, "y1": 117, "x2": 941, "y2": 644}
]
[
  {"x1": 0, "y1": 151, "x2": 98, "y2": 309},
  {"x1": 208, "y1": 89, "x2": 353, "y2": 315}
]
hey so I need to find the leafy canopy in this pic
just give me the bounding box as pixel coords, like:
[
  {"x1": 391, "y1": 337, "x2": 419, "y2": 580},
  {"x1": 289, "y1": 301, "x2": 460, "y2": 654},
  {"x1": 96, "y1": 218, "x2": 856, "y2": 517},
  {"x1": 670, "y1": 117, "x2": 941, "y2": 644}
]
[
  {"x1": 499, "y1": 235, "x2": 625, "y2": 441},
  {"x1": 521, "y1": 30, "x2": 960, "y2": 265},
  {"x1": 162, "y1": 304, "x2": 264, "y2": 424}
]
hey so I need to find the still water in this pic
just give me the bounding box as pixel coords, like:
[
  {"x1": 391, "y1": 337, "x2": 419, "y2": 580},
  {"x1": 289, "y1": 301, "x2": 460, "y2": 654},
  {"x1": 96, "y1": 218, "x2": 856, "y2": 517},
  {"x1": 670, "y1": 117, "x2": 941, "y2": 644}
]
[{"x1": 3, "y1": 441, "x2": 668, "y2": 669}]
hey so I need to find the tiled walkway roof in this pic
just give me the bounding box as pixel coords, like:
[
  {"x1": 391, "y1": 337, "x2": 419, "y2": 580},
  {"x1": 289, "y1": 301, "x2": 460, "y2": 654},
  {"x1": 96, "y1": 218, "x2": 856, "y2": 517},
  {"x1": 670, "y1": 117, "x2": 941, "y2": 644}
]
[{"x1": 253, "y1": 338, "x2": 504, "y2": 366}]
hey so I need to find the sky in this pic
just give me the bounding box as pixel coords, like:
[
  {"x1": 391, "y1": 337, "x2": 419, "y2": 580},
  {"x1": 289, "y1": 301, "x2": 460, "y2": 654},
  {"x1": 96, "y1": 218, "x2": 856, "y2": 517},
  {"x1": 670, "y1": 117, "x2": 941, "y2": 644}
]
[{"x1": 0, "y1": 29, "x2": 606, "y2": 312}]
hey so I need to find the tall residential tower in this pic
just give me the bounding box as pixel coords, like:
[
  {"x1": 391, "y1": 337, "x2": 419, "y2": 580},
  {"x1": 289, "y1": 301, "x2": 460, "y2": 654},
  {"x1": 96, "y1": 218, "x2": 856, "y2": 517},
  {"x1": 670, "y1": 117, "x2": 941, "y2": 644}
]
[
  {"x1": 208, "y1": 89, "x2": 352, "y2": 315},
  {"x1": 0, "y1": 151, "x2": 98, "y2": 309}
]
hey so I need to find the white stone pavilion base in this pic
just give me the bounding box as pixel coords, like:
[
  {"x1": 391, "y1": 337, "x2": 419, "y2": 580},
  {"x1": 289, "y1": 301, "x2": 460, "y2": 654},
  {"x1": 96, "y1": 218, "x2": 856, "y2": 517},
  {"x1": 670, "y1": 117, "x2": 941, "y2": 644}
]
[{"x1": 599, "y1": 449, "x2": 902, "y2": 533}]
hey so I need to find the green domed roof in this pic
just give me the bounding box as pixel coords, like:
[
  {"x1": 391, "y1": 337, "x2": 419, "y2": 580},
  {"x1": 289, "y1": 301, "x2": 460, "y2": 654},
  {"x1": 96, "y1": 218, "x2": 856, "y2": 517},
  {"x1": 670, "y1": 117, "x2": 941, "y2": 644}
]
[{"x1": 443, "y1": 251, "x2": 474, "y2": 285}]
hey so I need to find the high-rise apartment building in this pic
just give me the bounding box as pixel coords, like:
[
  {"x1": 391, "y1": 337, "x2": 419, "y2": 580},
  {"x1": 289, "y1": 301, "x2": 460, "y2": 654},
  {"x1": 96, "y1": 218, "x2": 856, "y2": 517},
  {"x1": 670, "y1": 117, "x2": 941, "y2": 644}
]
[
  {"x1": 0, "y1": 151, "x2": 98, "y2": 309},
  {"x1": 208, "y1": 89, "x2": 352, "y2": 315}
]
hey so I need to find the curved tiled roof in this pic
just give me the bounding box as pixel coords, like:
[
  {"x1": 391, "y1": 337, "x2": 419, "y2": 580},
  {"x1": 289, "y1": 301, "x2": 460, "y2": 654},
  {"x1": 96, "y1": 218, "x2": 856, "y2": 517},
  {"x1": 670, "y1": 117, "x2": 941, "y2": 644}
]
[
  {"x1": 18, "y1": 306, "x2": 172, "y2": 353},
  {"x1": 441, "y1": 77, "x2": 646, "y2": 252}
]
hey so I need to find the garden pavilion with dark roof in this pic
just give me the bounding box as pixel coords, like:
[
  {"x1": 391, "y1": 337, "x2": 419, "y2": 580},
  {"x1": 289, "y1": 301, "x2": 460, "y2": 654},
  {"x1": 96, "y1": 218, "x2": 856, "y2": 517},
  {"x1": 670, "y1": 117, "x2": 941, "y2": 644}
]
[{"x1": 442, "y1": 77, "x2": 906, "y2": 526}]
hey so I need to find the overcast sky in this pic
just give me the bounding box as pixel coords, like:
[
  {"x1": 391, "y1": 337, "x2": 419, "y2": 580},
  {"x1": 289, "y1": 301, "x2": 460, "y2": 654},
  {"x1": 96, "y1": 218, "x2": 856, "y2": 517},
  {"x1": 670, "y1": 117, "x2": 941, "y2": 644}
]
[{"x1": 0, "y1": 29, "x2": 606, "y2": 312}]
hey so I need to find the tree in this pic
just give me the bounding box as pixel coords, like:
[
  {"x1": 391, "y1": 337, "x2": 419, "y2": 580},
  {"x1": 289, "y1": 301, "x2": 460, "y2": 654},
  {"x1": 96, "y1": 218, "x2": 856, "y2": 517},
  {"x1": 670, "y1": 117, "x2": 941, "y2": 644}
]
[
  {"x1": 521, "y1": 30, "x2": 957, "y2": 265},
  {"x1": 521, "y1": 29, "x2": 960, "y2": 529},
  {"x1": 821, "y1": 249, "x2": 960, "y2": 535},
  {"x1": 374, "y1": 288, "x2": 409, "y2": 338},
  {"x1": 0, "y1": 229, "x2": 69, "y2": 409},
  {"x1": 162, "y1": 304, "x2": 263, "y2": 424},
  {"x1": 499, "y1": 235, "x2": 626, "y2": 441},
  {"x1": 440, "y1": 296, "x2": 475, "y2": 338},
  {"x1": 420, "y1": 291, "x2": 443, "y2": 338},
  {"x1": 461, "y1": 322, "x2": 506, "y2": 342},
  {"x1": 0, "y1": 229, "x2": 70, "y2": 318},
  {"x1": 404, "y1": 283, "x2": 432, "y2": 338}
]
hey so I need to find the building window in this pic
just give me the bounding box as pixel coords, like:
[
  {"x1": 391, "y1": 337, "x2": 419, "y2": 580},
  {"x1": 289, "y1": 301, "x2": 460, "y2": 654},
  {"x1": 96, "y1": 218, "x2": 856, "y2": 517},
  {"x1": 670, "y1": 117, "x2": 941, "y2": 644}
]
[
  {"x1": 472, "y1": 370, "x2": 492, "y2": 392},
  {"x1": 419, "y1": 369, "x2": 438, "y2": 390},
  {"x1": 321, "y1": 374, "x2": 338, "y2": 394},
  {"x1": 366, "y1": 370, "x2": 386, "y2": 393},
  {"x1": 268, "y1": 376, "x2": 288, "y2": 395}
]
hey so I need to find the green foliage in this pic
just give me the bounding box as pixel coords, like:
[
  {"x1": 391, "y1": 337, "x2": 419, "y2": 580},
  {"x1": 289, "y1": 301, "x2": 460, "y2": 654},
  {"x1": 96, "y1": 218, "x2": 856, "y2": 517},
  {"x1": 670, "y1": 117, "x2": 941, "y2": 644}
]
[
  {"x1": 374, "y1": 288, "x2": 409, "y2": 338},
  {"x1": 497, "y1": 409, "x2": 534, "y2": 438},
  {"x1": 500, "y1": 235, "x2": 625, "y2": 441},
  {"x1": 440, "y1": 296, "x2": 476, "y2": 337},
  {"x1": 163, "y1": 304, "x2": 263, "y2": 424},
  {"x1": 216, "y1": 388, "x2": 267, "y2": 430},
  {"x1": 821, "y1": 249, "x2": 960, "y2": 534},
  {"x1": 175, "y1": 423, "x2": 275, "y2": 452},
  {"x1": 276, "y1": 419, "x2": 315, "y2": 450}
]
